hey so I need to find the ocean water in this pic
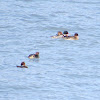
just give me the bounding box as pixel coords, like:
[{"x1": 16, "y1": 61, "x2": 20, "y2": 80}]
[{"x1": 0, "y1": 0, "x2": 100, "y2": 100}]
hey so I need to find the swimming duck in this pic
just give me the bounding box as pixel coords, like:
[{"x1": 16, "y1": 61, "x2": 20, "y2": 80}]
[
  {"x1": 63, "y1": 33, "x2": 79, "y2": 40},
  {"x1": 51, "y1": 31, "x2": 63, "y2": 38},
  {"x1": 28, "y1": 52, "x2": 39, "y2": 59},
  {"x1": 51, "y1": 31, "x2": 70, "y2": 38},
  {"x1": 17, "y1": 62, "x2": 28, "y2": 68}
]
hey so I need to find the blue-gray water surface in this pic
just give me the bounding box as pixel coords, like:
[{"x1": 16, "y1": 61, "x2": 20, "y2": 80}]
[{"x1": 0, "y1": 0, "x2": 100, "y2": 100}]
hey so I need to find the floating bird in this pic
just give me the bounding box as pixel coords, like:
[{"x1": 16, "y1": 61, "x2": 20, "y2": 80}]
[
  {"x1": 17, "y1": 62, "x2": 28, "y2": 68},
  {"x1": 28, "y1": 52, "x2": 39, "y2": 59},
  {"x1": 63, "y1": 33, "x2": 79, "y2": 40}
]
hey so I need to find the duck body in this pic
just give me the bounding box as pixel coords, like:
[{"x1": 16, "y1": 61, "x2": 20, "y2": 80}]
[
  {"x1": 28, "y1": 52, "x2": 39, "y2": 59},
  {"x1": 17, "y1": 65, "x2": 28, "y2": 68},
  {"x1": 63, "y1": 33, "x2": 79, "y2": 40},
  {"x1": 63, "y1": 36, "x2": 79, "y2": 40},
  {"x1": 51, "y1": 31, "x2": 64, "y2": 39},
  {"x1": 51, "y1": 35, "x2": 63, "y2": 39}
]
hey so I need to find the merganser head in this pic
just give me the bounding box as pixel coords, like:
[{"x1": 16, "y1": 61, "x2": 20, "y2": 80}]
[
  {"x1": 74, "y1": 33, "x2": 79, "y2": 40},
  {"x1": 21, "y1": 62, "x2": 25, "y2": 66},
  {"x1": 63, "y1": 31, "x2": 69, "y2": 34},
  {"x1": 57, "y1": 31, "x2": 63, "y2": 36},
  {"x1": 36, "y1": 52, "x2": 39, "y2": 55},
  {"x1": 74, "y1": 33, "x2": 78, "y2": 36}
]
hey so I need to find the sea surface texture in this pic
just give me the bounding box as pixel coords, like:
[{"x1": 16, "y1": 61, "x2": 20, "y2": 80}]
[{"x1": 0, "y1": 0, "x2": 100, "y2": 100}]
